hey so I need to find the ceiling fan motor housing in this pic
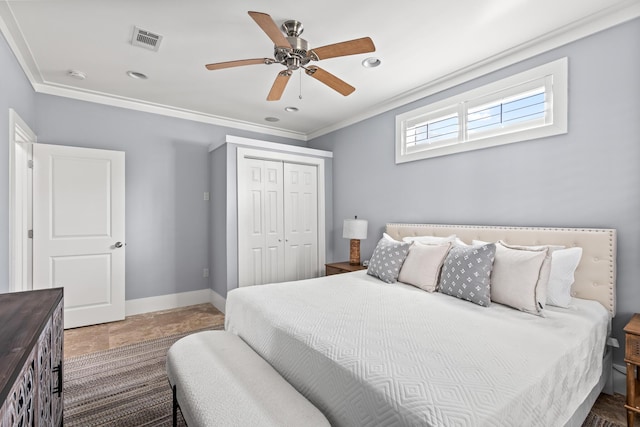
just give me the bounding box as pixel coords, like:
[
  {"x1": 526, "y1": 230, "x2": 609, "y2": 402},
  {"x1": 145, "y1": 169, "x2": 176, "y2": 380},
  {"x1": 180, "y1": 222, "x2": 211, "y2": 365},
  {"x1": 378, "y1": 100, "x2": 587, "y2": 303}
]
[{"x1": 274, "y1": 35, "x2": 311, "y2": 70}]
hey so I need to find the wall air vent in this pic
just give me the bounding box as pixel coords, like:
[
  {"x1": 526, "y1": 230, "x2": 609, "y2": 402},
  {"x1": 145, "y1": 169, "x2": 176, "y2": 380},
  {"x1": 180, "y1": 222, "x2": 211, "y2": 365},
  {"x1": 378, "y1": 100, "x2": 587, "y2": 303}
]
[{"x1": 131, "y1": 26, "x2": 163, "y2": 51}]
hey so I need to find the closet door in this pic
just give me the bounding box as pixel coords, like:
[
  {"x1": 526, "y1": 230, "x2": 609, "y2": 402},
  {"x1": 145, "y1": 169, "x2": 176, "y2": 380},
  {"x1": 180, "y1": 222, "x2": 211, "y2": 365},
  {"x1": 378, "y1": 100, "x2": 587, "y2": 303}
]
[
  {"x1": 283, "y1": 162, "x2": 319, "y2": 281},
  {"x1": 237, "y1": 150, "x2": 322, "y2": 288},
  {"x1": 237, "y1": 158, "x2": 284, "y2": 286}
]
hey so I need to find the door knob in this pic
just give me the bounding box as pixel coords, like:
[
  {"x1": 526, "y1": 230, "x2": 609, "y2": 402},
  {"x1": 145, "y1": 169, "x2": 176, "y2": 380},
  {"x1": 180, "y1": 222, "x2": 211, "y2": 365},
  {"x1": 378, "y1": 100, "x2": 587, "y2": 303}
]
[{"x1": 115, "y1": 242, "x2": 124, "y2": 248}]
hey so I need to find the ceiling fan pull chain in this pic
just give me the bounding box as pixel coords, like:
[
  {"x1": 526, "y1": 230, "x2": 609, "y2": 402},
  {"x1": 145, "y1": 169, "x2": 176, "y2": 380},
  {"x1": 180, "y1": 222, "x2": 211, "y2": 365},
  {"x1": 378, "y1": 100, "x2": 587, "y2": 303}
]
[{"x1": 299, "y1": 69, "x2": 303, "y2": 100}]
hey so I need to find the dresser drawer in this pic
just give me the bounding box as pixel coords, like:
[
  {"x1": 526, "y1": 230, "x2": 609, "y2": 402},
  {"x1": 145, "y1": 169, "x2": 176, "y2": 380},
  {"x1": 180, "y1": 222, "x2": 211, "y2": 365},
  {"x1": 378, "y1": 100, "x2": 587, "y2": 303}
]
[
  {"x1": 325, "y1": 265, "x2": 343, "y2": 276},
  {"x1": 627, "y1": 334, "x2": 640, "y2": 364},
  {"x1": 325, "y1": 262, "x2": 367, "y2": 276}
]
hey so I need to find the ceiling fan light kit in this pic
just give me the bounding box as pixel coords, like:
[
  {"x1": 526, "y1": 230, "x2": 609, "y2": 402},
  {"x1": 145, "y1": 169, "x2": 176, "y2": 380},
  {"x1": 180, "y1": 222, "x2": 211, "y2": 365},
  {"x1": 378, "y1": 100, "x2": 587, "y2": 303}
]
[{"x1": 205, "y1": 11, "x2": 375, "y2": 101}]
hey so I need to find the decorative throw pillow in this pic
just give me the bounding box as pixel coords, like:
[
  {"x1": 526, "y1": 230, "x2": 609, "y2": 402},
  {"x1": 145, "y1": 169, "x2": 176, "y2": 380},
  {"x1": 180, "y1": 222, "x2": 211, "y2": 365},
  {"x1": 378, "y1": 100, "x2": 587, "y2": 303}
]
[
  {"x1": 490, "y1": 242, "x2": 548, "y2": 315},
  {"x1": 438, "y1": 243, "x2": 496, "y2": 306},
  {"x1": 367, "y1": 237, "x2": 411, "y2": 283},
  {"x1": 497, "y1": 241, "x2": 563, "y2": 311},
  {"x1": 546, "y1": 247, "x2": 583, "y2": 308},
  {"x1": 473, "y1": 240, "x2": 562, "y2": 312},
  {"x1": 398, "y1": 242, "x2": 451, "y2": 292}
]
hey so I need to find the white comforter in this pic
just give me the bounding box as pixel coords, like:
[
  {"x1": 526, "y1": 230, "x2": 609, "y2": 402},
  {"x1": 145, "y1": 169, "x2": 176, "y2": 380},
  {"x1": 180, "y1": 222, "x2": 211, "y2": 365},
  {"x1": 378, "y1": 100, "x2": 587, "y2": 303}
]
[{"x1": 225, "y1": 271, "x2": 609, "y2": 427}]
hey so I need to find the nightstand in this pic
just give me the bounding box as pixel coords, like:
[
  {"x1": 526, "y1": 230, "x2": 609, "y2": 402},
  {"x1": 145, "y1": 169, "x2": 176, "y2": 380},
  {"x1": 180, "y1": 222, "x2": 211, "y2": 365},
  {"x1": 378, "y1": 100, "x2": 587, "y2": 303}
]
[
  {"x1": 325, "y1": 261, "x2": 367, "y2": 276},
  {"x1": 625, "y1": 314, "x2": 640, "y2": 426}
]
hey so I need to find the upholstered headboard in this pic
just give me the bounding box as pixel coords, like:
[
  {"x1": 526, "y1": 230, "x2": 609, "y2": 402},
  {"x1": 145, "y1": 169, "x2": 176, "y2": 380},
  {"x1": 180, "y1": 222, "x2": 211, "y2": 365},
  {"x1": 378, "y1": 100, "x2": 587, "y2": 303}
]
[{"x1": 385, "y1": 223, "x2": 617, "y2": 316}]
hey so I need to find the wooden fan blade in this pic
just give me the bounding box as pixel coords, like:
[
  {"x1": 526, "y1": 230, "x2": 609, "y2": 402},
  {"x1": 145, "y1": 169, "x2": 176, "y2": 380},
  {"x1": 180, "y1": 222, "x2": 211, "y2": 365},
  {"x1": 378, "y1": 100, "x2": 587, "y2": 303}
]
[
  {"x1": 309, "y1": 37, "x2": 375, "y2": 61},
  {"x1": 267, "y1": 71, "x2": 291, "y2": 101},
  {"x1": 305, "y1": 66, "x2": 355, "y2": 96},
  {"x1": 248, "y1": 11, "x2": 291, "y2": 49},
  {"x1": 205, "y1": 58, "x2": 270, "y2": 70}
]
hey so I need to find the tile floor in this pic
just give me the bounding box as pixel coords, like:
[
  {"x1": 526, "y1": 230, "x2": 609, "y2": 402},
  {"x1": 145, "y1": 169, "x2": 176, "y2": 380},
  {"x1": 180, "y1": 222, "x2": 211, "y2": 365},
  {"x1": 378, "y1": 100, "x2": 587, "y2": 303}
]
[
  {"x1": 63, "y1": 303, "x2": 224, "y2": 358},
  {"x1": 63, "y1": 303, "x2": 627, "y2": 425}
]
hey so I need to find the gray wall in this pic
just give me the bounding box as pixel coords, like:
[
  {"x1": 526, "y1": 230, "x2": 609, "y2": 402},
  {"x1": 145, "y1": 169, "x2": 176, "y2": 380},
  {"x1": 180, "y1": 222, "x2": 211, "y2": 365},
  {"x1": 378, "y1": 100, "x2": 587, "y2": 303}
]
[
  {"x1": 308, "y1": 18, "x2": 640, "y2": 366},
  {"x1": 33, "y1": 94, "x2": 303, "y2": 300},
  {"x1": 209, "y1": 144, "x2": 228, "y2": 298},
  {"x1": 208, "y1": 142, "x2": 333, "y2": 298},
  {"x1": 1, "y1": 21, "x2": 306, "y2": 301},
  {"x1": 0, "y1": 31, "x2": 36, "y2": 293}
]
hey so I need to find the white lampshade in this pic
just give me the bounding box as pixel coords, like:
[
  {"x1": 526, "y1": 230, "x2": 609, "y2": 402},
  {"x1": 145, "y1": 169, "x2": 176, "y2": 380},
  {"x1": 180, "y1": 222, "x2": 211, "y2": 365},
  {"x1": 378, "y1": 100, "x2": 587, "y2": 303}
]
[{"x1": 343, "y1": 218, "x2": 368, "y2": 240}]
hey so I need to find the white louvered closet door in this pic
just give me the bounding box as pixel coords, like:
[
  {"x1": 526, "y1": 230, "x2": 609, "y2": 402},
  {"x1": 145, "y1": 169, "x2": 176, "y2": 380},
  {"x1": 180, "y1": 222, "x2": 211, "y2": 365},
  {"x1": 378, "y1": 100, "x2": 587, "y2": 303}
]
[{"x1": 237, "y1": 157, "x2": 319, "y2": 287}]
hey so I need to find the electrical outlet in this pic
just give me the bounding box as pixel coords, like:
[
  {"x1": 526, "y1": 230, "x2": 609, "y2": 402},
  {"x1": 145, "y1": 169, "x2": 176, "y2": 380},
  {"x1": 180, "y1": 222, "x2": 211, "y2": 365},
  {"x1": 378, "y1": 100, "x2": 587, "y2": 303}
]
[
  {"x1": 203, "y1": 192, "x2": 210, "y2": 201},
  {"x1": 203, "y1": 268, "x2": 209, "y2": 278}
]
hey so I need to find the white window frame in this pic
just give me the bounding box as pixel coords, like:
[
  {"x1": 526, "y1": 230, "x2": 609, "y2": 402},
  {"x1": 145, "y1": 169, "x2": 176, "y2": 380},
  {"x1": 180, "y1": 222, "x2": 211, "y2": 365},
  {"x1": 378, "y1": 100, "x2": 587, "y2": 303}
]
[{"x1": 396, "y1": 57, "x2": 568, "y2": 163}]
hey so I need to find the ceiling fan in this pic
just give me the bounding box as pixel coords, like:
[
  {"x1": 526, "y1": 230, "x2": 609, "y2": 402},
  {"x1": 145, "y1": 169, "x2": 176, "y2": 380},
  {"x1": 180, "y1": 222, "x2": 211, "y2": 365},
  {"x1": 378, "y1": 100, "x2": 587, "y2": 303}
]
[{"x1": 205, "y1": 11, "x2": 376, "y2": 101}]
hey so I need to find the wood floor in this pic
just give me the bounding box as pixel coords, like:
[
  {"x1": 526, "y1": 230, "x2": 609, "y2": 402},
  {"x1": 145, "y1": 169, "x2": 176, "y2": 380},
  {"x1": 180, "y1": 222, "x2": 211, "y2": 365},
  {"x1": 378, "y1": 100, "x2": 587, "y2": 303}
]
[{"x1": 63, "y1": 303, "x2": 626, "y2": 425}]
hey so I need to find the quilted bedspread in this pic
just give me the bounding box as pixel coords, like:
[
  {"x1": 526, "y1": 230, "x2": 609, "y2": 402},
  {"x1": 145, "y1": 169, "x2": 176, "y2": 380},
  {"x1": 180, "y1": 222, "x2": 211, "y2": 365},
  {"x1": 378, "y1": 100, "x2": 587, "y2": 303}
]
[{"x1": 225, "y1": 271, "x2": 609, "y2": 427}]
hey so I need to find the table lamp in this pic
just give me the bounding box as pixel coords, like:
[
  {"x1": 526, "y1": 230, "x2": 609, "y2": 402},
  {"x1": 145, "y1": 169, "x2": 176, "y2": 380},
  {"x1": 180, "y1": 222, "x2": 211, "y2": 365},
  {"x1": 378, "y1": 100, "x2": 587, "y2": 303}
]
[{"x1": 343, "y1": 216, "x2": 368, "y2": 265}]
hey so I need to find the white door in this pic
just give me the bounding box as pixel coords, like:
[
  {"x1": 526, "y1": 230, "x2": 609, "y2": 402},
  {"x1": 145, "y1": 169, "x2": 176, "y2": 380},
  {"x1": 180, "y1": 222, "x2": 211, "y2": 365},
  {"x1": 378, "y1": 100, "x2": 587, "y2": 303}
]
[
  {"x1": 237, "y1": 158, "x2": 285, "y2": 286},
  {"x1": 33, "y1": 143, "x2": 125, "y2": 329},
  {"x1": 283, "y1": 162, "x2": 318, "y2": 281},
  {"x1": 237, "y1": 154, "x2": 319, "y2": 287}
]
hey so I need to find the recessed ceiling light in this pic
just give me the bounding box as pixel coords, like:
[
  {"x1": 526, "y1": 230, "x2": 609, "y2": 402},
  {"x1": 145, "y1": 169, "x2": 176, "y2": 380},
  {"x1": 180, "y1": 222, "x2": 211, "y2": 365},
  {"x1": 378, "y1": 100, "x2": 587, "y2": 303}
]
[
  {"x1": 284, "y1": 107, "x2": 299, "y2": 112},
  {"x1": 362, "y1": 57, "x2": 381, "y2": 68},
  {"x1": 264, "y1": 117, "x2": 280, "y2": 122},
  {"x1": 67, "y1": 70, "x2": 87, "y2": 80},
  {"x1": 127, "y1": 70, "x2": 148, "y2": 80}
]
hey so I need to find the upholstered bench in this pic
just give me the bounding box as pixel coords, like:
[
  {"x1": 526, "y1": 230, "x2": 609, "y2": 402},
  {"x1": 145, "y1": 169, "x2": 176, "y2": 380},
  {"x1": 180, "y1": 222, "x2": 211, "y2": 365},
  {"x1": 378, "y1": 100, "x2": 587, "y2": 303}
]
[{"x1": 166, "y1": 330, "x2": 330, "y2": 427}]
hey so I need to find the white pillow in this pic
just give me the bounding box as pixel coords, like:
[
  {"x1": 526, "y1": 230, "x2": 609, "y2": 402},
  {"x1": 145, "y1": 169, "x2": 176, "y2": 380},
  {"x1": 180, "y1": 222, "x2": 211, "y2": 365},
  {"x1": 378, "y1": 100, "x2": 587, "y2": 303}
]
[
  {"x1": 398, "y1": 243, "x2": 451, "y2": 292},
  {"x1": 473, "y1": 239, "x2": 563, "y2": 311},
  {"x1": 546, "y1": 247, "x2": 583, "y2": 308},
  {"x1": 499, "y1": 241, "x2": 564, "y2": 311},
  {"x1": 490, "y1": 242, "x2": 548, "y2": 315},
  {"x1": 383, "y1": 232, "x2": 400, "y2": 242},
  {"x1": 403, "y1": 234, "x2": 457, "y2": 245}
]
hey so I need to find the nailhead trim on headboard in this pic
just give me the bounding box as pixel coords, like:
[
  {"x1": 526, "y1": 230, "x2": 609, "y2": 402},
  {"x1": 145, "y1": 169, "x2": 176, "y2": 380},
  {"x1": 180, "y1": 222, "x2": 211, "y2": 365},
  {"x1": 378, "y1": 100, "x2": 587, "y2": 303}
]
[{"x1": 385, "y1": 223, "x2": 617, "y2": 316}]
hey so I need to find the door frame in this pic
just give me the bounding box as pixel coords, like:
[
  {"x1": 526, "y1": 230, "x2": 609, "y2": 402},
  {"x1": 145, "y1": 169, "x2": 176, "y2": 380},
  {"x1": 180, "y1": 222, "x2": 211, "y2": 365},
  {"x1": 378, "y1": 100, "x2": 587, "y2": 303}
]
[
  {"x1": 237, "y1": 147, "x2": 326, "y2": 284},
  {"x1": 9, "y1": 109, "x2": 36, "y2": 292}
]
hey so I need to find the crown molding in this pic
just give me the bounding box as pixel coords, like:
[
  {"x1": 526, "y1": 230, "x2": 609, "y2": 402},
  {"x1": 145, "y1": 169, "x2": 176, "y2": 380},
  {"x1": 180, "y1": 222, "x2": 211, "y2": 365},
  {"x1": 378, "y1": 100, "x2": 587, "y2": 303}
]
[
  {"x1": 33, "y1": 82, "x2": 308, "y2": 141},
  {"x1": 306, "y1": 1, "x2": 640, "y2": 140},
  {"x1": 1, "y1": 1, "x2": 637, "y2": 142}
]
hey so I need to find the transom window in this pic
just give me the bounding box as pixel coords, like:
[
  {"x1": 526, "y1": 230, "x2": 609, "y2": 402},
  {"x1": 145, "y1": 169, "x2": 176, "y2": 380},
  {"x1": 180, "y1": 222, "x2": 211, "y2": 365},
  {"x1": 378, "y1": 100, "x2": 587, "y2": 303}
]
[{"x1": 396, "y1": 58, "x2": 567, "y2": 163}]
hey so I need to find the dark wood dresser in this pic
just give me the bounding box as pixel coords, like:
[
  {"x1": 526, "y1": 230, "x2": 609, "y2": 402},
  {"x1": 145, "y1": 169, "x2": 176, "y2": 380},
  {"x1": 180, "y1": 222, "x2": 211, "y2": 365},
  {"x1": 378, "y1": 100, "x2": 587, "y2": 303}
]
[{"x1": 0, "y1": 288, "x2": 64, "y2": 427}]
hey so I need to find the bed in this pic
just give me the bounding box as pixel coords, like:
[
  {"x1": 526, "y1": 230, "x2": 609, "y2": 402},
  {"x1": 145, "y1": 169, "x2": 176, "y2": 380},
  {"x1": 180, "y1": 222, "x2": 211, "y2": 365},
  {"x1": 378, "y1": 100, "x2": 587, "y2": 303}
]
[{"x1": 225, "y1": 224, "x2": 616, "y2": 426}]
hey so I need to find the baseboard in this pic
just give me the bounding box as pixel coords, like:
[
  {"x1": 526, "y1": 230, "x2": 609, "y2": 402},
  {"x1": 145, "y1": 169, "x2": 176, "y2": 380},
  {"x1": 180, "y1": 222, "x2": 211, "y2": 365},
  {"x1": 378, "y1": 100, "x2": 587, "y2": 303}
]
[
  {"x1": 125, "y1": 289, "x2": 215, "y2": 316},
  {"x1": 613, "y1": 363, "x2": 627, "y2": 395},
  {"x1": 209, "y1": 290, "x2": 226, "y2": 314}
]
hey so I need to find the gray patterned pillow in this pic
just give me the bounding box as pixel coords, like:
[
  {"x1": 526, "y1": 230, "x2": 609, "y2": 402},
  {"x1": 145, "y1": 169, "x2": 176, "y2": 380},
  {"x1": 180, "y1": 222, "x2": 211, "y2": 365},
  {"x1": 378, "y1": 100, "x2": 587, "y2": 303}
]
[
  {"x1": 438, "y1": 243, "x2": 496, "y2": 306},
  {"x1": 367, "y1": 237, "x2": 411, "y2": 283}
]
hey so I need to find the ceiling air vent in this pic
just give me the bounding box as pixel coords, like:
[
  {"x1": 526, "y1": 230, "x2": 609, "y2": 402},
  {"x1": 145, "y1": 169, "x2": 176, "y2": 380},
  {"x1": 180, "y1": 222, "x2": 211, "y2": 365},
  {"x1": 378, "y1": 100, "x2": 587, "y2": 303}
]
[{"x1": 131, "y1": 26, "x2": 163, "y2": 51}]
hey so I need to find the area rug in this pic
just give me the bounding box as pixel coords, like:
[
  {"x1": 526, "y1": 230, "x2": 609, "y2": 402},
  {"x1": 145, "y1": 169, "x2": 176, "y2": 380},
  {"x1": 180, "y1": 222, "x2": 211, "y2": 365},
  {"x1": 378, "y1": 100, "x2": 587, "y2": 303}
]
[
  {"x1": 583, "y1": 412, "x2": 624, "y2": 427},
  {"x1": 64, "y1": 326, "x2": 222, "y2": 426},
  {"x1": 64, "y1": 327, "x2": 622, "y2": 427}
]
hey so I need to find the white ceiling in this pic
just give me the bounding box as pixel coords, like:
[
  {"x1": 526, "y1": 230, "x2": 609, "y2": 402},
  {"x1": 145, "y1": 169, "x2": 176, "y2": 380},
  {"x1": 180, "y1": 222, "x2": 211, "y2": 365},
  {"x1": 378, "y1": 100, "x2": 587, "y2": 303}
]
[{"x1": 1, "y1": 0, "x2": 638, "y2": 140}]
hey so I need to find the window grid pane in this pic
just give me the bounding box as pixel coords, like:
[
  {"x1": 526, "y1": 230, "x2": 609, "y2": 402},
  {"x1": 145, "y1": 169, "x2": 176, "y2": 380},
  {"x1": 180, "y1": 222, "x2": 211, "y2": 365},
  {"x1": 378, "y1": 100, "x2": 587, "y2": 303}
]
[
  {"x1": 406, "y1": 115, "x2": 459, "y2": 146},
  {"x1": 467, "y1": 89, "x2": 546, "y2": 136}
]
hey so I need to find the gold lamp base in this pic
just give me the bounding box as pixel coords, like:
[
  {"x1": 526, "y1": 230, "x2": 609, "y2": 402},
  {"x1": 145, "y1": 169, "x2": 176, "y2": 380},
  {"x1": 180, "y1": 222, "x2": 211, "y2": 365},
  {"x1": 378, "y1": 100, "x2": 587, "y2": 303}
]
[{"x1": 349, "y1": 239, "x2": 361, "y2": 265}]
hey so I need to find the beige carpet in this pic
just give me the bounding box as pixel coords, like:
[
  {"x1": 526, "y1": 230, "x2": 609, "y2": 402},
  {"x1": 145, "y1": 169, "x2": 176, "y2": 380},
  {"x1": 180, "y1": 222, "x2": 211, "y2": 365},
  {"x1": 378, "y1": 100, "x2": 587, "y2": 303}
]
[{"x1": 63, "y1": 327, "x2": 622, "y2": 426}]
